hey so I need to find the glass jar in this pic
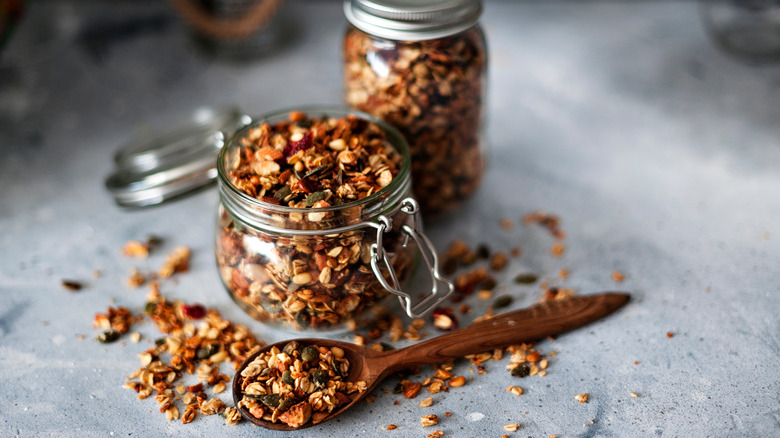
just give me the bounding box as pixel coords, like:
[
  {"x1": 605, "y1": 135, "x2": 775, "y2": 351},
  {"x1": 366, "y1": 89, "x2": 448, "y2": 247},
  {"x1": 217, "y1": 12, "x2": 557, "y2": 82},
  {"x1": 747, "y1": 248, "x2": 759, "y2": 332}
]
[
  {"x1": 215, "y1": 107, "x2": 453, "y2": 332},
  {"x1": 343, "y1": 0, "x2": 488, "y2": 217},
  {"x1": 700, "y1": 0, "x2": 780, "y2": 61}
]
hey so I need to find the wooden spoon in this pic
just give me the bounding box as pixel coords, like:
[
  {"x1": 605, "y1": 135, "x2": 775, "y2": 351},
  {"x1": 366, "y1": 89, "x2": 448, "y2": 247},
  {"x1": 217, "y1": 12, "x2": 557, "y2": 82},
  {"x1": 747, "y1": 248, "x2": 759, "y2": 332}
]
[{"x1": 233, "y1": 292, "x2": 630, "y2": 430}]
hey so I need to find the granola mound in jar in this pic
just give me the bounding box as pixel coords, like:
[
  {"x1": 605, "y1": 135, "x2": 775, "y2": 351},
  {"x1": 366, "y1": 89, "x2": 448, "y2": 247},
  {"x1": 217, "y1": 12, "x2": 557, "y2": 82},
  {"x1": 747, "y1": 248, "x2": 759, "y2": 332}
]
[
  {"x1": 343, "y1": 0, "x2": 487, "y2": 216},
  {"x1": 215, "y1": 109, "x2": 416, "y2": 332}
]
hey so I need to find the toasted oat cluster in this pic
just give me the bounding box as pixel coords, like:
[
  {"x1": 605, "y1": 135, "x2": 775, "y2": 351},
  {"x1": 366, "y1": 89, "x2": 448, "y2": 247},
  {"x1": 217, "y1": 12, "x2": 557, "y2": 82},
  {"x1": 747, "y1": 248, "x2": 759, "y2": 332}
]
[
  {"x1": 344, "y1": 26, "x2": 486, "y2": 216},
  {"x1": 236, "y1": 341, "x2": 366, "y2": 428},
  {"x1": 124, "y1": 290, "x2": 264, "y2": 424},
  {"x1": 217, "y1": 113, "x2": 414, "y2": 331}
]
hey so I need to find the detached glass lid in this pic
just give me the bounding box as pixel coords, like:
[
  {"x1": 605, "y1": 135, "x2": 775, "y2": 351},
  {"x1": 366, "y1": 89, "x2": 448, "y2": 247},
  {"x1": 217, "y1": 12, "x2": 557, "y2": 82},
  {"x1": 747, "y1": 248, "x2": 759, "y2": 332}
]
[{"x1": 105, "y1": 107, "x2": 251, "y2": 208}]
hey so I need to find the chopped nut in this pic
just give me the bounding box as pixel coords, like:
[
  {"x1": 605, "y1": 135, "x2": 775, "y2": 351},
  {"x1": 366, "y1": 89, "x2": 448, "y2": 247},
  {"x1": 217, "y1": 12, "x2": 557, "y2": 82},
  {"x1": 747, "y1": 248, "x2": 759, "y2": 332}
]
[
  {"x1": 387, "y1": 424, "x2": 398, "y2": 430},
  {"x1": 506, "y1": 386, "x2": 523, "y2": 396},
  {"x1": 403, "y1": 381, "x2": 422, "y2": 398},
  {"x1": 630, "y1": 392, "x2": 639, "y2": 398},
  {"x1": 419, "y1": 397, "x2": 433, "y2": 407},
  {"x1": 575, "y1": 393, "x2": 589, "y2": 403},
  {"x1": 504, "y1": 423, "x2": 520, "y2": 432},
  {"x1": 420, "y1": 414, "x2": 439, "y2": 427},
  {"x1": 448, "y1": 376, "x2": 466, "y2": 387}
]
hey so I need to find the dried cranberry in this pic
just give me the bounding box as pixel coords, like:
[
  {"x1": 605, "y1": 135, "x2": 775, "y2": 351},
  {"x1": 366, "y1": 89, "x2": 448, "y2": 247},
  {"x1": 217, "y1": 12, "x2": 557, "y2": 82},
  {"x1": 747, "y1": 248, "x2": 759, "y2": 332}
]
[
  {"x1": 282, "y1": 131, "x2": 313, "y2": 158},
  {"x1": 182, "y1": 303, "x2": 206, "y2": 319},
  {"x1": 297, "y1": 178, "x2": 319, "y2": 194}
]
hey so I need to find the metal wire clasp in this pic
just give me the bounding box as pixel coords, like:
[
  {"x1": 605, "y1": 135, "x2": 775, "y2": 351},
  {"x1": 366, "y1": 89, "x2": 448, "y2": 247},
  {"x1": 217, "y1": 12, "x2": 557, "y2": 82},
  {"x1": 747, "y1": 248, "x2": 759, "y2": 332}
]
[{"x1": 369, "y1": 198, "x2": 455, "y2": 318}]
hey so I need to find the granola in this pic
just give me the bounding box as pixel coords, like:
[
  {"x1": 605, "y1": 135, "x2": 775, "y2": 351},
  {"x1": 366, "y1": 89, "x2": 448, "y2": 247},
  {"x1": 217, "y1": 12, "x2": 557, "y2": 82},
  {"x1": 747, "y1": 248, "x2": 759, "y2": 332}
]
[
  {"x1": 235, "y1": 341, "x2": 367, "y2": 428},
  {"x1": 344, "y1": 26, "x2": 487, "y2": 216},
  {"x1": 216, "y1": 112, "x2": 414, "y2": 331},
  {"x1": 124, "y1": 289, "x2": 264, "y2": 423}
]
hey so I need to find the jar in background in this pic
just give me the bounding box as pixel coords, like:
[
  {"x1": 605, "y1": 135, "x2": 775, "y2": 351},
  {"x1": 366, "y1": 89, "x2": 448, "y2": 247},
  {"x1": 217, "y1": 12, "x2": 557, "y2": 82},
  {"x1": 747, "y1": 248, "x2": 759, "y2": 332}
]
[
  {"x1": 700, "y1": 0, "x2": 780, "y2": 61},
  {"x1": 343, "y1": 0, "x2": 488, "y2": 217},
  {"x1": 215, "y1": 107, "x2": 453, "y2": 332}
]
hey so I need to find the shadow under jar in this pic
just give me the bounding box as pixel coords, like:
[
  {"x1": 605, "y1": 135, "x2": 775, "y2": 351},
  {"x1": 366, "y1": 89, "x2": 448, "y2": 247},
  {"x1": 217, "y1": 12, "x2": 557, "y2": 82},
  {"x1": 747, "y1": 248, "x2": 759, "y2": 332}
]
[
  {"x1": 215, "y1": 107, "x2": 453, "y2": 333},
  {"x1": 343, "y1": 0, "x2": 487, "y2": 217}
]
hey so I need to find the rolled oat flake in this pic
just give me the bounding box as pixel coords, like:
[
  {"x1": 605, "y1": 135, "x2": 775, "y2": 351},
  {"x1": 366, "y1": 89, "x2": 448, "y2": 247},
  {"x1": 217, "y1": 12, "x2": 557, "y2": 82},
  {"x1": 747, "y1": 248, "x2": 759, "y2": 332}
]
[
  {"x1": 344, "y1": 0, "x2": 482, "y2": 41},
  {"x1": 105, "y1": 107, "x2": 250, "y2": 208}
]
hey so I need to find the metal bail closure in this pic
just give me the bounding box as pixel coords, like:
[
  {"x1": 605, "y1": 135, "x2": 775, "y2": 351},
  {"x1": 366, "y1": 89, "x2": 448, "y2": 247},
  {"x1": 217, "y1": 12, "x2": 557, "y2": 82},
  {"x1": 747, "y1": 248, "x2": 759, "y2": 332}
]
[{"x1": 370, "y1": 198, "x2": 455, "y2": 318}]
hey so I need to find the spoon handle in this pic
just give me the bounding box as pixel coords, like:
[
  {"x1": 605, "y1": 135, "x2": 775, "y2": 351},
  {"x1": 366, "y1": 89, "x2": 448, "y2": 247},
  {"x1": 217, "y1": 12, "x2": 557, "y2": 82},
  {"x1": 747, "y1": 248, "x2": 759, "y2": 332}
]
[{"x1": 380, "y1": 292, "x2": 629, "y2": 373}]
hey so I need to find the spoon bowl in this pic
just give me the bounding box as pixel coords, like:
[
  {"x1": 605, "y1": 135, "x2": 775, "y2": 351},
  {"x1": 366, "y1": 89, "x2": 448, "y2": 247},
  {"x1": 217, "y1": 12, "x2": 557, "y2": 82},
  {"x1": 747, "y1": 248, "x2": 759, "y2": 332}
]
[{"x1": 233, "y1": 292, "x2": 630, "y2": 430}]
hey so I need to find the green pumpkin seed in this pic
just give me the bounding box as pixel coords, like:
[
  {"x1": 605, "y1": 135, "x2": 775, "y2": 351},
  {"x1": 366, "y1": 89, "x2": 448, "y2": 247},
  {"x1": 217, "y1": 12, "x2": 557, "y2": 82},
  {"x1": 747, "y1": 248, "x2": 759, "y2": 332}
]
[
  {"x1": 283, "y1": 341, "x2": 300, "y2": 356},
  {"x1": 514, "y1": 273, "x2": 538, "y2": 284},
  {"x1": 493, "y1": 295, "x2": 513, "y2": 308},
  {"x1": 312, "y1": 369, "x2": 329, "y2": 388},
  {"x1": 281, "y1": 370, "x2": 295, "y2": 385},
  {"x1": 261, "y1": 394, "x2": 281, "y2": 408},
  {"x1": 277, "y1": 397, "x2": 299, "y2": 412},
  {"x1": 304, "y1": 191, "x2": 329, "y2": 207},
  {"x1": 196, "y1": 342, "x2": 220, "y2": 360},
  {"x1": 510, "y1": 363, "x2": 530, "y2": 378},
  {"x1": 301, "y1": 345, "x2": 319, "y2": 361},
  {"x1": 97, "y1": 330, "x2": 120, "y2": 343}
]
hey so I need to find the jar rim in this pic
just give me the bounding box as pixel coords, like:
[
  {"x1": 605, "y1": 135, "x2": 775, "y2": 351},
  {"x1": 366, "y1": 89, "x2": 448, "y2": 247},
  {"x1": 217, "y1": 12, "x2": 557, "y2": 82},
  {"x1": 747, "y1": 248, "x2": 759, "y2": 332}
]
[{"x1": 217, "y1": 106, "x2": 412, "y2": 228}]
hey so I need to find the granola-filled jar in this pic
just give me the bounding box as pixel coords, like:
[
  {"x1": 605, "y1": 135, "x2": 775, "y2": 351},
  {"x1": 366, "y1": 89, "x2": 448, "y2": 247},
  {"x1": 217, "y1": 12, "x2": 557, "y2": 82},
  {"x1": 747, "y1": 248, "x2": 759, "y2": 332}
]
[
  {"x1": 215, "y1": 107, "x2": 453, "y2": 332},
  {"x1": 343, "y1": 0, "x2": 487, "y2": 217}
]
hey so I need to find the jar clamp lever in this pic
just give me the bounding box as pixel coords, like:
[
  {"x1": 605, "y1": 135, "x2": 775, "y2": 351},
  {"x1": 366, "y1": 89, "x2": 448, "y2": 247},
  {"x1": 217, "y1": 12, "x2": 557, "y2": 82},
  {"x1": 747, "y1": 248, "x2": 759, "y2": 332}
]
[{"x1": 370, "y1": 198, "x2": 455, "y2": 318}]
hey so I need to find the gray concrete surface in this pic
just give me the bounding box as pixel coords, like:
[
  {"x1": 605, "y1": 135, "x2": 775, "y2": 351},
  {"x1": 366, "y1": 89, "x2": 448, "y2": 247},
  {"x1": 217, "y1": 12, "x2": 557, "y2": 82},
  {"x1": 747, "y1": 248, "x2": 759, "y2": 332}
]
[{"x1": 1, "y1": 1, "x2": 779, "y2": 437}]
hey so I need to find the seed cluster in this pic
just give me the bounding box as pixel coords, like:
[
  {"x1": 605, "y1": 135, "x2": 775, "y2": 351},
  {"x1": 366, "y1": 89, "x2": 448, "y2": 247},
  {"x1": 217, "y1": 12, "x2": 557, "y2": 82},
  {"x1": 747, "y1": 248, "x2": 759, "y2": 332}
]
[
  {"x1": 344, "y1": 26, "x2": 486, "y2": 216},
  {"x1": 236, "y1": 341, "x2": 366, "y2": 428},
  {"x1": 217, "y1": 113, "x2": 414, "y2": 331}
]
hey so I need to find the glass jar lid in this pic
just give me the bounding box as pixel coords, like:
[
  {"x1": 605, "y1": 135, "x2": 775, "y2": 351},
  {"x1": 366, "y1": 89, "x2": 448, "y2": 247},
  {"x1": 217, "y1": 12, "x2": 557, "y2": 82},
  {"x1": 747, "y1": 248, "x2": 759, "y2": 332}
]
[
  {"x1": 343, "y1": 0, "x2": 482, "y2": 41},
  {"x1": 105, "y1": 107, "x2": 251, "y2": 208}
]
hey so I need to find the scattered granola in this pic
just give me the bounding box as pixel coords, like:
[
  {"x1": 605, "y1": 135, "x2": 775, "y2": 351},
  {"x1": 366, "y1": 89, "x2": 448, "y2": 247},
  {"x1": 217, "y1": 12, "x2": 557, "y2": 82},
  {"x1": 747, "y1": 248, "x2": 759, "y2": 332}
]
[
  {"x1": 611, "y1": 270, "x2": 625, "y2": 282},
  {"x1": 506, "y1": 386, "x2": 523, "y2": 396},
  {"x1": 630, "y1": 392, "x2": 639, "y2": 398},
  {"x1": 235, "y1": 341, "x2": 366, "y2": 428},
  {"x1": 504, "y1": 423, "x2": 520, "y2": 432},
  {"x1": 61, "y1": 280, "x2": 83, "y2": 291},
  {"x1": 575, "y1": 393, "x2": 589, "y2": 403},
  {"x1": 428, "y1": 431, "x2": 445, "y2": 438},
  {"x1": 387, "y1": 424, "x2": 398, "y2": 430},
  {"x1": 94, "y1": 306, "x2": 139, "y2": 343},
  {"x1": 216, "y1": 112, "x2": 414, "y2": 331},
  {"x1": 124, "y1": 289, "x2": 264, "y2": 424},
  {"x1": 344, "y1": 25, "x2": 487, "y2": 216},
  {"x1": 420, "y1": 414, "x2": 439, "y2": 427},
  {"x1": 127, "y1": 267, "x2": 145, "y2": 288},
  {"x1": 419, "y1": 397, "x2": 434, "y2": 407},
  {"x1": 159, "y1": 246, "x2": 191, "y2": 278}
]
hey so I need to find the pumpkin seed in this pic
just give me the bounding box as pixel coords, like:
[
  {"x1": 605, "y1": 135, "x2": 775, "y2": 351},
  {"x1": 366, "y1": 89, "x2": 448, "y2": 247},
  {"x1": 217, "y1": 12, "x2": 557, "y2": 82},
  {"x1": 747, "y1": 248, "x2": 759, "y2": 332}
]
[
  {"x1": 493, "y1": 295, "x2": 513, "y2": 308},
  {"x1": 304, "y1": 191, "x2": 329, "y2": 207},
  {"x1": 261, "y1": 394, "x2": 281, "y2": 408},
  {"x1": 301, "y1": 345, "x2": 319, "y2": 361},
  {"x1": 97, "y1": 330, "x2": 120, "y2": 343},
  {"x1": 510, "y1": 363, "x2": 530, "y2": 378},
  {"x1": 283, "y1": 341, "x2": 300, "y2": 356},
  {"x1": 514, "y1": 273, "x2": 538, "y2": 284}
]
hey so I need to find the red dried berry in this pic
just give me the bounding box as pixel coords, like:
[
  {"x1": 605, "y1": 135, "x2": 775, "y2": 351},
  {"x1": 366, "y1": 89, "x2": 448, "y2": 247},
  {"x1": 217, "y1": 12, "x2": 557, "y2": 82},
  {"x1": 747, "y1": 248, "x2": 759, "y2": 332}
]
[
  {"x1": 182, "y1": 303, "x2": 206, "y2": 319},
  {"x1": 297, "y1": 178, "x2": 319, "y2": 194},
  {"x1": 283, "y1": 131, "x2": 313, "y2": 158}
]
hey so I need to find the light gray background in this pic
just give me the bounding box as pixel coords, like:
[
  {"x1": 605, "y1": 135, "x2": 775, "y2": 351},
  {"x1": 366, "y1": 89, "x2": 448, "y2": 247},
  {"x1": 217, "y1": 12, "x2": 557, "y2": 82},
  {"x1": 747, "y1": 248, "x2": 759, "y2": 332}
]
[{"x1": 1, "y1": 1, "x2": 778, "y2": 437}]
